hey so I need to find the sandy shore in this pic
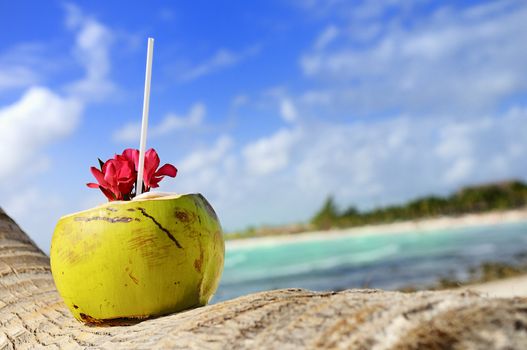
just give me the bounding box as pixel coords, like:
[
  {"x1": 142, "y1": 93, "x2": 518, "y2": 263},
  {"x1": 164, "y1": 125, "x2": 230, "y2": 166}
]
[
  {"x1": 226, "y1": 208, "x2": 527, "y2": 249},
  {"x1": 461, "y1": 274, "x2": 527, "y2": 298}
]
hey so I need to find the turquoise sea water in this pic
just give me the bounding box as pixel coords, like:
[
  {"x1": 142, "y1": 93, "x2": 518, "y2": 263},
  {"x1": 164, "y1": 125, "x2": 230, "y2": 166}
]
[{"x1": 213, "y1": 220, "x2": 527, "y2": 302}]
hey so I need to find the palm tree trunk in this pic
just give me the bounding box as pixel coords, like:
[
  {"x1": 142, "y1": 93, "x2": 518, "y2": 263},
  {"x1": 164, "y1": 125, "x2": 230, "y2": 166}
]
[{"x1": 1, "y1": 207, "x2": 527, "y2": 349}]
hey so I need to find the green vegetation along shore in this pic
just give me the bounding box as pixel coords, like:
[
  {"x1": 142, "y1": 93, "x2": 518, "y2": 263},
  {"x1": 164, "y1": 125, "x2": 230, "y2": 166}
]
[
  {"x1": 311, "y1": 179, "x2": 527, "y2": 230},
  {"x1": 228, "y1": 179, "x2": 527, "y2": 240}
]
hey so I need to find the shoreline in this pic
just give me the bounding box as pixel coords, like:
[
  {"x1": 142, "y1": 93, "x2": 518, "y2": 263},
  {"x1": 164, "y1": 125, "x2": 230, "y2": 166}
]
[
  {"x1": 461, "y1": 274, "x2": 527, "y2": 298},
  {"x1": 226, "y1": 208, "x2": 527, "y2": 250}
]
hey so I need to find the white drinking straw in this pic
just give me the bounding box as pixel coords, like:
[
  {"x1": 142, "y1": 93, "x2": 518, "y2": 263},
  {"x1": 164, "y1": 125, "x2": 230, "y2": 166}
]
[{"x1": 136, "y1": 37, "x2": 154, "y2": 196}]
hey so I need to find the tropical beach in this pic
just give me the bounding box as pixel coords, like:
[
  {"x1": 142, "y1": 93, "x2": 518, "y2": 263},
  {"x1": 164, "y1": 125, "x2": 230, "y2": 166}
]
[
  {"x1": 216, "y1": 207, "x2": 527, "y2": 302},
  {"x1": 226, "y1": 207, "x2": 527, "y2": 250},
  {"x1": 217, "y1": 181, "x2": 527, "y2": 302}
]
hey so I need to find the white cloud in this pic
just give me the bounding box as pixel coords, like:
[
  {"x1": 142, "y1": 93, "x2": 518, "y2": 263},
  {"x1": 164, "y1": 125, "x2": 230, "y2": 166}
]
[
  {"x1": 0, "y1": 5, "x2": 113, "y2": 181},
  {"x1": 0, "y1": 43, "x2": 51, "y2": 91},
  {"x1": 165, "y1": 136, "x2": 242, "y2": 230},
  {"x1": 314, "y1": 25, "x2": 339, "y2": 50},
  {"x1": 0, "y1": 66, "x2": 39, "y2": 91},
  {"x1": 300, "y1": 90, "x2": 332, "y2": 105},
  {"x1": 164, "y1": 106, "x2": 527, "y2": 231},
  {"x1": 0, "y1": 5, "x2": 114, "y2": 100},
  {"x1": 254, "y1": 87, "x2": 301, "y2": 123},
  {"x1": 153, "y1": 103, "x2": 205, "y2": 134},
  {"x1": 297, "y1": 111, "x2": 527, "y2": 210},
  {"x1": 0, "y1": 5, "x2": 116, "y2": 251},
  {"x1": 280, "y1": 98, "x2": 298, "y2": 123},
  {"x1": 300, "y1": 1, "x2": 527, "y2": 116},
  {"x1": 113, "y1": 103, "x2": 206, "y2": 142},
  {"x1": 0, "y1": 87, "x2": 82, "y2": 181},
  {"x1": 64, "y1": 3, "x2": 115, "y2": 101},
  {"x1": 180, "y1": 136, "x2": 233, "y2": 173},
  {"x1": 243, "y1": 128, "x2": 301, "y2": 176},
  {"x1": 179, "y1": 46, "x2": 260, "y2": 81}
]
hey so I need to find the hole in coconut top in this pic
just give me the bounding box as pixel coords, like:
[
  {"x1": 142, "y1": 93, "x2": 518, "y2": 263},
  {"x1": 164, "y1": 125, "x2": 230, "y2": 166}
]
[{"x1": 132, "y1": 192, "x2": 181, "y2": 201}]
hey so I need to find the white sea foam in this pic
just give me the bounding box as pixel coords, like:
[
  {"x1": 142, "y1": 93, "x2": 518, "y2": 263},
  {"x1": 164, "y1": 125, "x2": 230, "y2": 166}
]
[
  {"x1": 223, "y1": 253, "x2": 247, "y2": 268},
  {"x1": 222, "y1": 244, "x2": 400, "y2": 284}
]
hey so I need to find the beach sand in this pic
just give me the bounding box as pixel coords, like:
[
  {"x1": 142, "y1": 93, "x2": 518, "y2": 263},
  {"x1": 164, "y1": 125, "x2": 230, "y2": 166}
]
[
  {"x1": 227, "y1": 208, "x2": 527, "y2": 249},
  {"x1": 461, "y1": 274, "x2": 527, "y2": 298}
]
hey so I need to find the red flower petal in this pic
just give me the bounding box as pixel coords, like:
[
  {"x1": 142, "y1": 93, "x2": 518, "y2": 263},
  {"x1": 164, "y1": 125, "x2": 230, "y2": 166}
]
[
  {"x1": 90, "y1": 167, "x2": 107, "y2": 187},
  {"x1": 120, "y1": 148, "x2": 139, "y2": 171},
  {"x1": 143, "y1": 149, "x2": 161, "y2": 188},
  {"x1": 155, "y1": 164, "x2": 178, "y2": 178},
  {"x1": 103, "y1": 161, "x2": 116, "y2": 183}
]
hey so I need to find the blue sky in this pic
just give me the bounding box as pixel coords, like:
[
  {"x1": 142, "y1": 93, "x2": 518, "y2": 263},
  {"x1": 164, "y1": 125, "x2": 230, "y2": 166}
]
[{"x1": 1, "y1": 0, "x2": 526, "y2": 251}]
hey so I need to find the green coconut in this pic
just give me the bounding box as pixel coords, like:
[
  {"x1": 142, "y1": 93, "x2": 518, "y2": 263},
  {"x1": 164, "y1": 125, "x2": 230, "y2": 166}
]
[{"x1": 50, "y1": 192, "x2": 224, "y2": 325}]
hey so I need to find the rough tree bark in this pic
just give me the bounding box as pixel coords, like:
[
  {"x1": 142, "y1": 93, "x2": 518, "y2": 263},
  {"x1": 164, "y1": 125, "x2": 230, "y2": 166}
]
[{"x1": 1, "y1": 207, "x2": 527, "y2": 349}]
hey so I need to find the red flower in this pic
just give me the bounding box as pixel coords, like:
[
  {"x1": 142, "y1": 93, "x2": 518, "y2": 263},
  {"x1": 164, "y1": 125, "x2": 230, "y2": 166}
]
[
  {"x1": 87, "y1": 148, "x2": 177, "y2": 201},
  {"x1": 113, "y1": 148, "x2": 177, "y2": 192},
  {"x1": 142, "y1": 149, "x2": 178, "y2": 191},
  {"x1": 87, "y1": 158, "x2": 135, "y2": 201},
  {"x1": 116, "y1": 148, "x2": 139, "y2": 172}
]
